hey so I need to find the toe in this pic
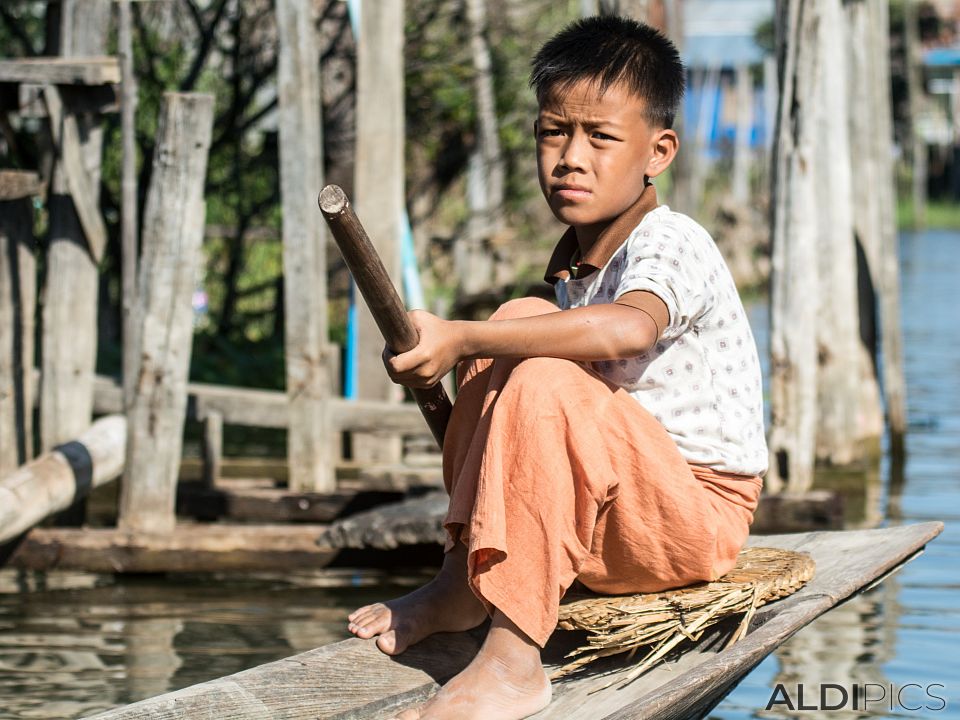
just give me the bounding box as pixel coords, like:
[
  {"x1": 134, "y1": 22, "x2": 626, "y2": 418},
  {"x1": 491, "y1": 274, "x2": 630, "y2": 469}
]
[
  {"x1": 393, "y1": 707, "x2": 422, "y2": 720},
  {"x1": 376, "y1": 629, "x2": 405, "y2": 655}
]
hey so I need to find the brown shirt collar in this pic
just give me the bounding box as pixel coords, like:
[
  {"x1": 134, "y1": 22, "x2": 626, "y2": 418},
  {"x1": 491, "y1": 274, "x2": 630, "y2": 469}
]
[{"x1": 544, "y1": 183, "x2": 659, "y2": 284}]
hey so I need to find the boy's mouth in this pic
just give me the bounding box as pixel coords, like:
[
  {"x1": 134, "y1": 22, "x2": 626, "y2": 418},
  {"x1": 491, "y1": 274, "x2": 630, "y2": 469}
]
[{"x1": 553, "y1": 184, "x2": 591, "y2": 200}]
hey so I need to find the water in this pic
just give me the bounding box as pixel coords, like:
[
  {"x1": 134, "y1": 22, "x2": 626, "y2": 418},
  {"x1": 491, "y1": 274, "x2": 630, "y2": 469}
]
[
  {"x1": 0, "y1": 230, "x2": 957, "y2": 719},
  {"x1": 711, "y1": 229, "x2": 960, "y2": 719}
]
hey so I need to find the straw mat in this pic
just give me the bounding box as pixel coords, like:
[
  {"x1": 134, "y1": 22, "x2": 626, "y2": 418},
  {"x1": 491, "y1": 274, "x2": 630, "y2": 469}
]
[{"x1": 553, "y1": 546, "x2": 815, "y2": 683}]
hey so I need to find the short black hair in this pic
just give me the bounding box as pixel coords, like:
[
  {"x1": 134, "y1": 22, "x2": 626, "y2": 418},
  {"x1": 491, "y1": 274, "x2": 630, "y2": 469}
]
[{"x1": 530, "y1": 16, "x2": 685, "y2": 128}]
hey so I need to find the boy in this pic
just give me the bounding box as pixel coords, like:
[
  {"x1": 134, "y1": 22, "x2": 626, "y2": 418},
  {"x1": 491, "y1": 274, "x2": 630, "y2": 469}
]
[{"x1": 347, "y1": 16, "x2": 767, "y2": 720}]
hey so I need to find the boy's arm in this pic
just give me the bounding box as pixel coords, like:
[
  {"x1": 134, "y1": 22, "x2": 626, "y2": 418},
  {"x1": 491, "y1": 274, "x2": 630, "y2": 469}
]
[{"x1": 386, "y1": 291, "x2": 667, "y2": 388}]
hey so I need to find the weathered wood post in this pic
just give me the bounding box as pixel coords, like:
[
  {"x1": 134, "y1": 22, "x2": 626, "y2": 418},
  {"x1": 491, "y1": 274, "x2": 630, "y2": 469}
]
[
  {"x1": 767, "y1": 0, "x2": 821, "y2": 494},
  {"x1": 845, "y1": 0, "x2": 905, "y2": 454},
  {"x1": 459, "y1": 0, "x2": 504, "y2": 297},
  {"x1": 731, "y1": 63, "x2": 753, "y2": 204},
  {"x1": 118, "y1": 0, "x2": 140, "y2": 413},
  {"x1": 40, "y1": 0, "x2": 111, "y2": 452},
  {"x1": 353, "y1": 0, "x2": 406, "y2": 463},
  {"x1": 903, "y1": 0, "x2": 927, "y2": 228},
  {"x1": 769, "y1": 0, "x2": 887, "y2": 493},
  {"x1": 0, "y1": 172, "x2": 40, "y2": 478},
  {"x1": 118, "y1": 93, "x2": 214, "y2": 535},
  {"x1": 276, "y1": 0, "x2": 333, "y2": 491},
  {"x1": 809, "y1": 0, "x2": 876, "y2": 467},
  {"x1": 201, "y1": 411, "x2": 223, "y2": 488}
]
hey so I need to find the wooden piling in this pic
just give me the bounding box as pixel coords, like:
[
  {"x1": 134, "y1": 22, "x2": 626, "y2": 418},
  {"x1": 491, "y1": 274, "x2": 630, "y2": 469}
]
[
  {"x1": 201, "y1": 410, "x2": 223, "y2": 488},
  {"x1": 39, "y1": 0, "x2": 111, "y2": 452},
  {"x1": 353, "y1": 0, "x2": 406, "y2": 464},
  {"x1": 118, "y1": 93, "x2": 214, "y2": 535},
  {"x1": 118, "y1": 0, "x2": 141, "y2": 414},
  {"x1": 0, "y1": 172, "x2": 39, "y2": 478},
  {"x1": 767, "y1": 0, "x2": 820, "y2": 493},
  {"x1": 276, "y1": 0, "x2": 334, "y2": 491}
]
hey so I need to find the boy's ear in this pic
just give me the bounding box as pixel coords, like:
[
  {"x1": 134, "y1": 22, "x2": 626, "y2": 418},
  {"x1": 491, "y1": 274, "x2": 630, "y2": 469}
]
[{"x1": 645, "y1": 128, "x2": 679, "y2": 179}]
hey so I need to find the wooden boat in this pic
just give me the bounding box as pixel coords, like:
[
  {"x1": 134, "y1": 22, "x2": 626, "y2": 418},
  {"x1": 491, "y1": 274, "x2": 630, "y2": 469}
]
[{"x1": 88, "y1": 521, "x2": 942, "y2": 720}]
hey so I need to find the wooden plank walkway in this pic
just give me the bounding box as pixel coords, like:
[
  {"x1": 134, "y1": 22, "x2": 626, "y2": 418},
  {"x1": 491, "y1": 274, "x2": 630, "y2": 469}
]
[{"x1": 86, "y1": 521, "x2": 942, "y2": 720}]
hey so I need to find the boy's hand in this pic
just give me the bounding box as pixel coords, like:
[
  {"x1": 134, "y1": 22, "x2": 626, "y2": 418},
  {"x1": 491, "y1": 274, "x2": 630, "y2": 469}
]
[{"x1": 382, "y1": 310, "x2": 465, "y2": 389}]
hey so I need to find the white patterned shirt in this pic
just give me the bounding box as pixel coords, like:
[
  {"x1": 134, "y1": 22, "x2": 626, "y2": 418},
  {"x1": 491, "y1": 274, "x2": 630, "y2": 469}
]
[{"x1": 552, "y1": 204, "x2": 768, "y2": 476}]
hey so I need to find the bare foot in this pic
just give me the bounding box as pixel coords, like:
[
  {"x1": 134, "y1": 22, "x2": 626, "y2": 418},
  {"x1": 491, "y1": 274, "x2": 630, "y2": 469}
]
[
  {"x1": 347, "y1": 544, "x2": 487, "y2": 655},
  {"x1": 389, "y1": 611, "x2": 551, "y2": 720}
]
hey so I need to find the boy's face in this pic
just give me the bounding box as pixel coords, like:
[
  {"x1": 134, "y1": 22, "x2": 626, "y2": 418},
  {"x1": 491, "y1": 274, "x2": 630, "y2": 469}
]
[{"x1": 535, "y1": 80, "x2": 678, "y2": 238}]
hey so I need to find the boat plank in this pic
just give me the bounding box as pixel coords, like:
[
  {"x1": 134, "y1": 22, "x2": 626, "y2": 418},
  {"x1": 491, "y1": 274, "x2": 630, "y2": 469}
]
[{"x1": 86, "y1": 522, "x2": 943, "y2": 720}]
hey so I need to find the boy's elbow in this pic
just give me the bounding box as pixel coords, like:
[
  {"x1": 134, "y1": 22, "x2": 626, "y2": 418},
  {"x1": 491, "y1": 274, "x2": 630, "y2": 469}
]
[{"x1": 608, "y1": 307, "x2": 660, "y2": 358}]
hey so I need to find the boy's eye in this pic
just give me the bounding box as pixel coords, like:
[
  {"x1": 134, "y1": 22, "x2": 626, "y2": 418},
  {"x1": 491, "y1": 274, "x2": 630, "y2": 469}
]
[
  {"x1": 592, "y1": 132, "x2": 616, "y2": 141},
  {"x1": 539, "y1": 128, "x2": 563, "y2": 138}
]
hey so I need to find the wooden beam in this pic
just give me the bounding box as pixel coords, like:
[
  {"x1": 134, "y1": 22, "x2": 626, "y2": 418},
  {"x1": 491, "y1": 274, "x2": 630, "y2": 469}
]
[
  {"x1": 17, "y1": 82, "x2": 117, "y2": 118},
  {"x1": 175, "y1": 461, "x2": 442, "y2": 489},
  {"x1": 319, "y1": 490, "x2": 447, "y2": 549},
  {"x1": 353, "y1": 0, "x2": 406, "y2": 464},
  {"x1": 0, "y1": 57, "x2": 120, "y2": 86},
  {"x1": 43, "y1": 85, "x2": 108, "y2": 261},
  {"x1": 0, "y1": 197, "x2": 36, "y2": 477},
  {"x1": 9, "y1": 523, "x2": 337, "y2": 573},
  {"x1": 0, "y1": 170, "x2": 42, "y2": 200},
  {"x1": 0, "y1": 415, "x2": 125, "y2": 544},
  {"x1": 118, "y1": 92, "x2": 214, "y2": 535},
  {"x1": 39, "y1": 0, "x2": 111, "y2": 452},
  {"x1": 175, "y1": 483, "x2": 406, "y2": 524},
  {"x1": 276, "y1": 0, "x2": 332, "y2": 492},
  {"x1": 88, "y1": 374, "x2": 429, "y2": 434}
]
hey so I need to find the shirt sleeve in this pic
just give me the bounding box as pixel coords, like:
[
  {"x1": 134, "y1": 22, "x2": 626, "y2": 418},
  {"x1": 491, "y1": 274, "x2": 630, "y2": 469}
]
[{"x1": 613, "y1": 224, "x2": 712, "y2": 341}]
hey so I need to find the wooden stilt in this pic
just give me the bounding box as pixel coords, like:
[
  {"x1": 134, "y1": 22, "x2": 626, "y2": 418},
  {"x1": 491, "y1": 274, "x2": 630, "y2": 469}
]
[
  {"x1": 276, "y1": 0, "x2": 333, "y2": 491},
  {"x1": 118, "y1": 93, "x2": 214, "y2": 535}
]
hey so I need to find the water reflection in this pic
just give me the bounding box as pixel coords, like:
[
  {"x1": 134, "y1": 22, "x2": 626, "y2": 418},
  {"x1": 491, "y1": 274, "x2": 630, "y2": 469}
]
[
  {"x1": 0, "y1": 569, "x2": 430, "y2": 719},
  {"x1": 712, "y1": 229, "x2": 960, "y2": 719}
]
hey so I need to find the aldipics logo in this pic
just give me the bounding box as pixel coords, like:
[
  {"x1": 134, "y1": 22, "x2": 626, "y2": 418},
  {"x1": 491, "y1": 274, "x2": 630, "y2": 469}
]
[{"x1": 765, "y1": 683, "x2": 947, "y2": 712}]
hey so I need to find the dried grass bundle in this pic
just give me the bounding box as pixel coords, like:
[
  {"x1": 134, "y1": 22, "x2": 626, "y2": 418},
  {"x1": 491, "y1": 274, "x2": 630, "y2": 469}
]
[{"x1": 553, "y1": 546, "x2": 815, "y2": 684}]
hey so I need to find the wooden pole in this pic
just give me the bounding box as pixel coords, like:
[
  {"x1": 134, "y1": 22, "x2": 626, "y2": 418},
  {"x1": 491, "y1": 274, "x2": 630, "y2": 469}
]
[
  {"x1": 319, "y1": 185, "x2": 452, "y2": 447},
  {"x1": 460, "y1": 0, "x2": 504, "y2": 297},
  {"x1": 903, "y1": 0, "x2": 927, "y2": 229},
  {"x1": 811, "y1": 0, "x2": 871, "y2": 466},
  {"x1": 731, "y1": 63, "x2": 753, "y2": 205},
  {"x1": 845, "y1": 0, "x2": 897, "y2": 450},
  {"x1": 870, "y1": 0, "x2": 908, "y2": 454},
  {"x1": 118, "y1": 93, "x2": 214, "y2": 535},
  {"x1": 767, "y1": 0, "x2": 819, "y2": 494},
  {"x1": 39, "y1": 0, "x2": 111, "y2": 451},
  {"x1": 353, "y1": 0, "x2": 406, "y2": 463},
  {"x1": 0, "y1": 174, "x2": 39, "y2": 478},
  {"x1": 276, "y1": 0, "x2": 333, "y2": 492},
  {"x1": 119, "y1": 0, "x2": 140, "y2": 414},
  {"x1": 0, "y1": 414, "x2": 125, "y2": 545},
  {"x1": 201, "y1": 410, "x2": 223, "y2": 488}
]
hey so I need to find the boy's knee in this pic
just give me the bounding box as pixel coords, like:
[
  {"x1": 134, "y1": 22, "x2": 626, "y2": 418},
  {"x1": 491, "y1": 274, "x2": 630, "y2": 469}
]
[
  {"x1": 489, "y1": 296, "x2": 557, "y2": 322},
  {"x1": 505, "y1": 356, "x2": 584, "y2": 398}
]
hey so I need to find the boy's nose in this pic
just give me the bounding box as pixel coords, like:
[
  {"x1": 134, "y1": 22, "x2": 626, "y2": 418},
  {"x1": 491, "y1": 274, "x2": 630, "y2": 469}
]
[{"x1": 558, "y1": 132, "x2": 588, "y2": 172}]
